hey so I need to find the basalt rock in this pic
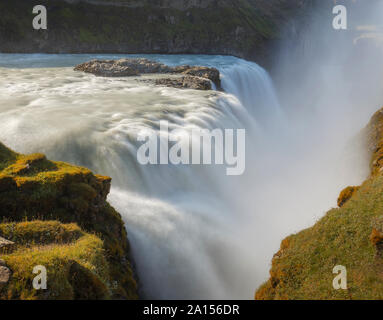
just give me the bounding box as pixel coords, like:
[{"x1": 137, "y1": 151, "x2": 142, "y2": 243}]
[
  {"x1": 0, "y1": 0, "x2": 308, "y2": 67},
  {"x1": 74, "y1": 58, "x2": 221, "y2": 89},
  {"x1": 155, "y1": 75, "x2": 212, "y2": 90},
  {"x1": 181, "y1": 66, "x2": 221, "y2": 89},
  {"x1": 74, "y1": 58, "x2": 171, "y2": 76},
  {"x1": 74, "y1": 59, "x2": 140, "y2": 77}
]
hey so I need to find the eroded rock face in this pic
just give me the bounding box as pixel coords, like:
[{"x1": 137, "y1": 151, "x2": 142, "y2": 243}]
[
  {"x1": 0, "y1": 0, "x2": 307, "y2": 67},
  {"x1": 74, "y1": 59, "x2": 140, "y2": 77},
  {"x1": 74, "y1": 58, "x2": 221, "y2": 90},
  {"x1": 155, "y1": 75, "x2": 212, "y2": 90},
  {"x1": 181, "y1": 66, "x2": 221, "y2": 89},
  {"x1": 74, "y1": 58, "x2": 171, "y2": 76}
]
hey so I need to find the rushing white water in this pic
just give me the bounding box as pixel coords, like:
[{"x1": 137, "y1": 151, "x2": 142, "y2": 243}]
[{"x1": 0, "y1": 53, "x2": 370, "y2": 299}]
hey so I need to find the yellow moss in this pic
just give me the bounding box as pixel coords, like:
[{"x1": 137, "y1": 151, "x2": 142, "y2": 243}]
[
  {"x1": 0, "y1": 222, "x2": 110, "y2": 300},
  {"x1": 337, "y1": 186, "x2": 360, "y2": 207},
  {"x1": 0, "y1": 143, "x2": 138, "y2": 299},
  {"x1": 0, "y1": 220, "x2": 83, "y2": 246},
  {"x1": 254, "y1": 281, "x2": 275, "y2": 300}
]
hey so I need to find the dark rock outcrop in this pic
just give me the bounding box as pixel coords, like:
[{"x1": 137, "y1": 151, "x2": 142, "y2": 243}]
[
  {"x1": 74, "y1": 59, "x2": 140, "y2": 77},
  {"x1": 181, "y1": 66, "x2": 221, "y2": 89},
  {"x1": 155, "y1": 75, "x2": 212, "y2": 90},
  {"x1": 0, "y1": 0, "x2": 307, "y2": 66},
  {"x1": 74, "y1": 58, "x2": 221, "y2": 90},
  {"x1": 74, "y1": 58, "x2": 171, "y2": 76}
]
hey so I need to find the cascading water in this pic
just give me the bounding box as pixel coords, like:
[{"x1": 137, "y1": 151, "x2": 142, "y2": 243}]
[
  {"x1": 0, "y1": 54, "x2": 283, "y2": 299},
  {"x1": 0, "y1": 52, "x2": 369, "y2": 299}
]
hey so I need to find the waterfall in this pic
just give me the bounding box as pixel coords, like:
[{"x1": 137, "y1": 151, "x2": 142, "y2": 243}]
[
  {"x1": 0, "y1": 52, "x2": 369, "y2": 299},
  {"x1": 220, "y1": 59, "x2": 284, "y2": 128},
  {"x1": 0, "y1": 54, "x2": 282, "y2": 299}
]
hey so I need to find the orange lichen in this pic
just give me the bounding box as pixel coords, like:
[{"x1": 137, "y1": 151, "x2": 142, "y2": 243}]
[{"x1": 337, "y1": 186, "x2": 360, "y2": 207}]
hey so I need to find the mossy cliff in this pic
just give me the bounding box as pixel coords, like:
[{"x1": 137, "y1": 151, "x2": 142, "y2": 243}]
[
  {"x1": 0, "y1": 142, "x2": 138, "y2": 299},
  {"x1": 0, "y1": 0, "x2": 308, "y2": 65},
  {"x1": 255, "y1": 107, "x2": 383, "y2": 300}
]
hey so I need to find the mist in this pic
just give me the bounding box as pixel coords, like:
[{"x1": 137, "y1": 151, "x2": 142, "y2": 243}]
[
  {"x1": 225, "y1": 0, "x2": 383, "y2": 295},
  {"x1": 266, "y1": 0, "x2": 383, "y2": 226}
]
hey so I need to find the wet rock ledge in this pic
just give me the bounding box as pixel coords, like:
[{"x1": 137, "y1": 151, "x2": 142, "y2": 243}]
[{"x1": 74, "y1": 58, "x2": 221, "y2": 90}]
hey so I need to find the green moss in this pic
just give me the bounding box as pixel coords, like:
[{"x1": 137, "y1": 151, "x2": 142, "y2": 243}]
[
  {"x1": 257, "y1": 175, "x2": 383, "y2": 299},
  {"x1": 0, "y1": 143, "x2": 18, "y2": 171},
  {"x1": 0, "y1": 221, "x2": 83, "y2": 246},
  {"x1": 0, "y1": 221, "x2": 110, "y2": 300},
  {"x1": 256, "y1": 107, "x2": 383, "y2": 300},
  {"x1": 0, "y1": 143, "x2": 138, "y2": 299}
]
